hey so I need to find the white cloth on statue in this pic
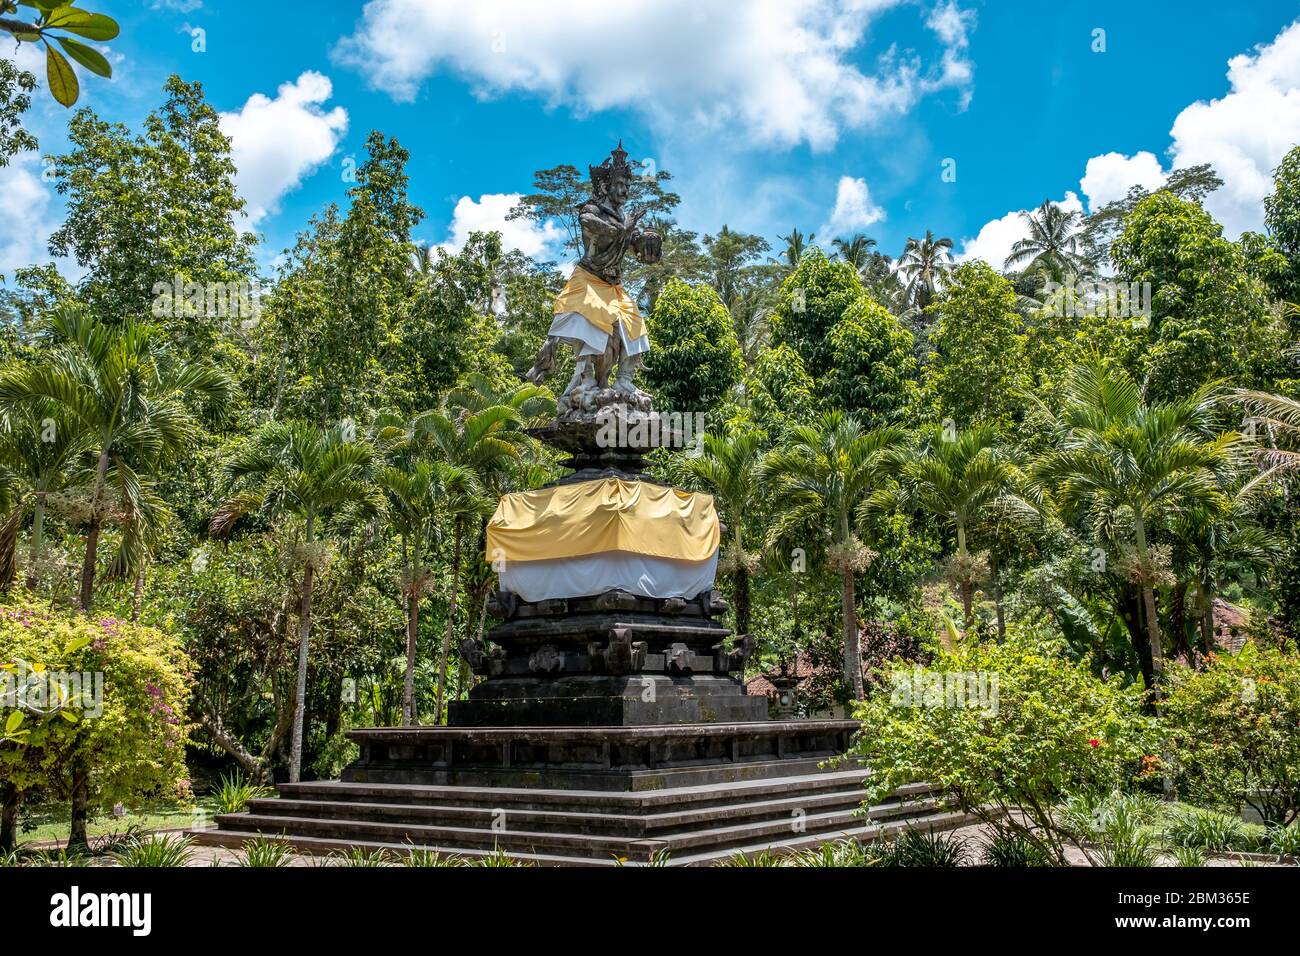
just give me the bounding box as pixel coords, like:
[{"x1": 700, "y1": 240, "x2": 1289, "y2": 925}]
[
  {"x1": 548, "y1": 311, "x2": 650, "y2": 357},
  {"x1": 499, "y1": 549, "x2": 718, "y2": 602}
]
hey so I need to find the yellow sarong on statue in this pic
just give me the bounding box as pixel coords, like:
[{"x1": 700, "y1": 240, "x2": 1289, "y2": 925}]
[
  {"x1": 487, "y1": 477, "x2": 718, "y2": 563},
  {"x1": 552, "y1": 267, "x2": 647, "y2": 341}
]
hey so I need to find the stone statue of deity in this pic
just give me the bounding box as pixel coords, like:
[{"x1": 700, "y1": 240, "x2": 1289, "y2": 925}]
[{"x1": 526, "y1": 142, "x2": 662, "y2": 417}]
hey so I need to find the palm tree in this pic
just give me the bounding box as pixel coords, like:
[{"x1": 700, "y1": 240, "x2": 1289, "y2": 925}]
[
  {"x1": 1031, "y1": 359, "x2": 1235, "y2": 686},
  {"x1": 0, "y1": 402, "x2": 88, "y2": 591},
  {"x1": 774, "y1": 228, "x2": 815, "y2": 272},
  {"x1": 831, "y1": 234, "x2": 877, "y2": 272},
  {"x1": 378, "y1": 459, "x2": 442, "y2": 726},
  {"x1": 1004, "y1": 200, "x2": 1089, "y2": 281},
  {"x1": 0, "y1": 307, "x2": 231, "y2": 611},
  {"x1": 1234, "y1": 387, "x2": 1300, "y2": 484},
  {"x1": 211, "y1": 421, "x2": 377, "y2": 783},
  {"x1": 682, "y1": 429, "x2": 765, "y2": 636},
  {"x1": 758, "y1": 412, "x2": 907, "y2": 700},
  {"x1": 891, "y1": 424, "x2": 1026, "y2": 631},
  {"x1": 897, "y1": 231, "x2": 954, "y2": 312},
  {"x1": 413, "y1": 405, "x2": 521, "y2": 722}
]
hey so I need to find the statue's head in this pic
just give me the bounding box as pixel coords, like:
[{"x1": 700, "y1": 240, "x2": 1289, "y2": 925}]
[{"x1": 589, "y1": 140, "x2": 632, "y2": 204}]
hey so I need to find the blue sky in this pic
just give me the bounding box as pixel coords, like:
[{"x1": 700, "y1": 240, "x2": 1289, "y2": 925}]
[{"x1": 4, "y1": 0, "x2": 1300, "y2": 279}]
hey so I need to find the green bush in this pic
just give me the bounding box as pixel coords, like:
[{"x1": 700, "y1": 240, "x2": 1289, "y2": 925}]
[
  {"x1": 215, "y1": 770, "x2": 274, "y2": 815},
  {"x1": 1163, "y1": 643, "x2": 1300, "y2": 827},
  {"x1": 879, "y1": 827, "x2": 971, "y2": 867},
  {"x1": 0, "y1": 597, "x2": 194, "y2": 848},
  {"x1": 111, "y1": 833, "x2": 193, "y2": 867},
  {"x1": 237, "y1": 836, "x2": 294, "y2": 867},
  {"x1": 983, "y1": 828, "x2": 1052, "y2": 867},
  {"x1": 851, "y1": 626, "x2": 1155, "y2": 865}
]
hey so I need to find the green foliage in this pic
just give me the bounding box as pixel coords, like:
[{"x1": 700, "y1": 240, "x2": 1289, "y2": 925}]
[
  {"x1": 769, "y1": 249, "x2": 865, "y2": 380},
  {"x1": 877, "y1": 827, "x2": 972, "y2": 867},
  {"x1": 644, "y1": 279, "x2": 741, "y2": 414},
  {"x1": 982, "y1": 827, "x2": 1051, "y2": 867},
  {"x1": 1160, "y1": 805, "x2": 1263, "y2": 853},
  {"x1": 1112, "y1": 191, "x2": 1281, "y2": 402},
  {"x1": 1163, "y1": 643, "x2": 1300, "y2": 826},
  {"x1": 110, "y1": 833, "x2": 193, "y2": 867},
  {"x1": 237, "y1": 836, "x2": 294, "y2": 868},
  {"x1": 824, "y1": 295, "x2": 918, "y2": 428},
  {"x1": 924, "y1": 262, "x2": 1030, "y2": 431},
  {"x1": 215, "y1": 770, "x2": 273, "y2": 815},
  {"x1": 851, "y1": 625, "x2": 1156, "y2": 865},
  {"x1": 0, "y1": 57, "x2": 37, "y2": 170},
  {"x1": 1264, "y1": 145, "x2": 1300, "y2": 306},
  {"x1": 0, "y1": 2, "x2": 121, "y2": 107},
  {"x1": 0, "y1": 597, "x2": 192, "y2": 828}
]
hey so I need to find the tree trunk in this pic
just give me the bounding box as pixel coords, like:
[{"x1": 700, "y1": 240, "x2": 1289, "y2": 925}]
[
  {"x1": 841, "y1": 568, "x2": 864, "y2": 702},
  {"x1": 68, "y1": 765, "x2": 90, "y2": 850},
  {"x1": 402, "y1": 586, "x2": 419, "y2": 726},
  {"x1": 24, "y1": 498, "x2": 44, "y2": 591},
  {"x1": 960, "y1": 581, "x2": 974, "y2": 633},
  {"x1": 78, "y1": 449, "x2": 110, "y2": 613},
  {"x1": 0, "y1": 785, "x2": 19, "y2": 853},
  {"x1": 1198, "y1": 583, "x2": 1215, "y2": 658},
  {"x1": 288, "y1": 556, "x2": 316, "y2": 784},
  {"x1": 1168, "y1": 580, "x2": 1190, "y2": 664},
  {"x1": 131, "y1": 564, "x2": 147, "y2": 623},
  {"x1": 990, "y1": 552, "x2": 1006, "y2": 640},
  {"x1": 1142, "y1": 584, "x2": 1164, "y2": 681},
  {"x1": 732, "y1": 567, "x2": 751, "y2": 636},
  {"x1": 435, "y1": 527, "x2": 461, "y2": 725}
]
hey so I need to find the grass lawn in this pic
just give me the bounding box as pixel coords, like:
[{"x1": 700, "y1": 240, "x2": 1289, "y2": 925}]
[{"x1": 18, "y1": 797, "x2": 224, "y2": 848}]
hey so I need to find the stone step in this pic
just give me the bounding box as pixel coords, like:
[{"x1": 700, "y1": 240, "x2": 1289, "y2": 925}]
[
  {"x1": 272, "y1": 766, "x2": 886, "y2": 812},
  {"x1": 192, "y1": 806, "x2": 976, "y2": 867},
  {"x1": 240, "y1": 786, "x2": 886, "y2": 838},
  {"x1": 210, "y1": 798, "x2": 934, "y2": 861}
]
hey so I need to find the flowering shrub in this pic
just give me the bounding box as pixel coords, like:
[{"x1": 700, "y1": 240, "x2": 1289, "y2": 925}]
[
  {"x1": 0, "y1": 597, "x2": 193, "y2": 848},
  {"x1": 850, "y1": 625, "x2": 1156, "y2": 863},
  {"x1": 1163, "y1": 644, "x2": 1300, "y2": 827}
]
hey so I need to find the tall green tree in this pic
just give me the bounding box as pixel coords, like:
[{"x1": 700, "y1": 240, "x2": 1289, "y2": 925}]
[
  {"x1": 1004, "y1": 200, "x2": 1088, "y2": 281},
  {"x1": 645, "y1": 280, "x2": 742, "y2": 415},
  {"x1": 0, "y1": 306, "x2": 230, "y2": 611},
  {"x1": 758, "y1": 412, "x2": 907, "y2": 700},
  {"x1": 897, "y1": 231, "x2": 954, "y2": 313},
  {"x1": 1031, "y1": 359, "x2": 1235, "y2": 687},
  {"x1": 683, "y1": 429, "x2": 764, "y2": 637},
  {"x1": 211, "y1": 421, "x2": 377, "y2": 782}
]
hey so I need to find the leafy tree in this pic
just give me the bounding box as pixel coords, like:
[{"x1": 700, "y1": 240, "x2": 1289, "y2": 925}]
[
  {"x1": 897, "y1": 230, "x2": 954, "y2": 313},
  {"x1": 768, "y1": 248, "x2": 862, "y2": 381},
  {"x1": 1264, "y1": 144, "x2": 1300, "y2": 307},
  {"x1": 1164, "y1": 643, "x2": 1300, "y2": 826},
  {"x1": 645, "y1": 279, "x2": 742, "y2": 415},
  {"x1": 1, "y1": 597, "x2": 192, "y2": 850},
  {"x1": 0, "y1": 306, "x2": 231, "y2": 612},
  {"x1": 1031, "y1": 359, "x2": 1235, "y2": 687},
  {"x1": 1004, "y1": 200, "x2": 1088, "y2": 281},
  {"x1": 0, "y1": 56, "x2": 36, "y2": 168},
  {"x1": 758, "y1": 412, "x2": 907, "y2": 700},
  {"x1": 683, "y1": 429, "x2": 764, "y2": 636},
  {"x1": 45, "y1": 76, "x2": 258, "y2": 345},
  {"x1": 0, "y1": 1, "x2": 120, "y2": 107},
  {"x1": 851, "y1": 626, "x2": 1155, "y2": 865},
  {"x1": 823, "y1": 296, "x2": 918, "y2": 428},
  {"x1": 891, "y1": 423, "x2": 1025, "y2": 629},
  {"x1": 925, "y1": 261, "x2": 1030, "y2": 431},
  {"x1": 1111, "y1": 191, "x2": 1280, "y2": 402},
  {"x1": 702, "y1": 226, "x2": 770, "y2": 309},
  {"x1": 1080, "y1": 163, "x2": 1223, "y2": 268},
  {"x1": 774, "y1": 228, "x2": 815, "y2": 272},
  {"x1": 211, "y1": 421, "x2": 377, "y2": 782},
  {"x1": 741, "y1": 343, "x2": 817, "y2": 441}
]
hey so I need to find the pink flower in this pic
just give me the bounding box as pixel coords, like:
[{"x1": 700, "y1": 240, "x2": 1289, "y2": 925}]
[{"x1": 1089, "y1": 738, "x2": 1100, "y2": 748}]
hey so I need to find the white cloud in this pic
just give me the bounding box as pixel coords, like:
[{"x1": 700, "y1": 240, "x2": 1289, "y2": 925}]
[
  {"x1": 0, "y1": 153, "x2": 59, "y2": 279},
  {"x1": 958, "y1": 192, "x2": 1083, "y2": 268},
  {"x1": 334, "y1": 0, "x2": 977, "y2": 151},
  {"x1": 438, "y1": 193, "x2": 566, "y2": 259},
  {"x1": 218, "y1": 72, "x2": 348, "y2": 228},
  {"x1": 152, "y1": 1, "x2": 204, "y2": 12},
  {"x1": 1166, "y1": 18, "x2": 1300, "y2": 236},
  {"x1": 820, "y1": 175, "x2": 885, "y2": 238},
  {"x1": 1079, "y1": 151, "x2": 1167, "y2": 212}
]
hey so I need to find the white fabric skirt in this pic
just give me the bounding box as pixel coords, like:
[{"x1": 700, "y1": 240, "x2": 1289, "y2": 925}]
[
  {"x1": 500, "y1": 549, "x2": 718, "y2": 602},
  {"x1": 548, "y1": 311, "x2": 650, "y2": 357}
]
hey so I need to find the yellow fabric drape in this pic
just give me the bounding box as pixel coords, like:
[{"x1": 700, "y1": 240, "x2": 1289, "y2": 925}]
[
  {"x1": 552, "y1": 266, "x2": 647, "y2": 341},
  {"x1": 487, "y1": 478, "x2": 719, "y2": 563}
]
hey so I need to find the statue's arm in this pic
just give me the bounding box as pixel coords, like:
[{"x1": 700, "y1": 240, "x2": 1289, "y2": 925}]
[{"x1": 579, "y1": 204, "x2": 627, "y2": 239}]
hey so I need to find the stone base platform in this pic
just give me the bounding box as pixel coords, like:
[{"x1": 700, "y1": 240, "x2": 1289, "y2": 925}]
[{"x1": 194, "y1": 721, "x2": 976, "y2": 864}]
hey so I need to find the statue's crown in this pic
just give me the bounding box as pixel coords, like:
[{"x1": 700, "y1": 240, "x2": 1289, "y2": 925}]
[{"x1": 589, "y1": 140, "x2": 632, "y2": 193}]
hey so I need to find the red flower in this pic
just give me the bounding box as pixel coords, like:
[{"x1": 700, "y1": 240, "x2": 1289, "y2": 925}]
[{"x1": 1089, "y1": 738, "x2": 1100, "y2": 748}]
